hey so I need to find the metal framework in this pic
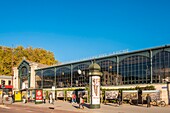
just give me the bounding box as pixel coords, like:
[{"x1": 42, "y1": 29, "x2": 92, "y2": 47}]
[{"x1": 22, "y1": 45, "x2": 170, "y2": 89}]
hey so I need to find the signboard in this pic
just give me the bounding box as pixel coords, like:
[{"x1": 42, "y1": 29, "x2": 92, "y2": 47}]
[
  {"x1": 89, "y1": 76, "x2": 100, "y2": 104},
  {"x1": 57, "y1": 91, "x2": 64, "y2": 97},
  {"x1": 0, "y1": 90, "x2": 2, "y2": 97},
  {"x1": 14, "y1": 91, "x2": 22, "y2": 102},
  {"x1": 105, "y1": 91, "x2": 119, "y2": 99},
  {"x1": 67, "y1": 91, "x2": 75, "y2": 98},
  {"x1": 122, "y1": 90, "x2": 138, "y2": 100},
  {"x1": 162, "y1": 86, "x2": 167, "y2": 89},
  {"x1": 142, "y1": 90, "x2": 160, "y2": 100},
  {"x1": 35, "y1": 89, "x2": 43, "y2": 103}
]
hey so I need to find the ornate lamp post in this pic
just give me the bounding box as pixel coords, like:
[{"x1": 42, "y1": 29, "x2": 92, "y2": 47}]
[{"x1": 88, "y1": 62, "x2": 102, "y2": 109}]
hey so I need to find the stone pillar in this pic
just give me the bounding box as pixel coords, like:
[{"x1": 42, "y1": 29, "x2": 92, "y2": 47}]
[
  {"x1": 88, "y1": 63, "x2": 102, "y2": 109},
  {"x1": 30, "y1": 63, "x2": 38, "y2": 89}
]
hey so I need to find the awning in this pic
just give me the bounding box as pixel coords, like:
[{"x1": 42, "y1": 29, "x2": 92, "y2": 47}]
[{"x1": 0, "y1": 85, "x2": 13, "y2": 89}]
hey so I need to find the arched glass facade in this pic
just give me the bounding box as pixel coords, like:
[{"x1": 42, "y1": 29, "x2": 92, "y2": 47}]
[
  {"x1": 152, "y1": 51, "x2": 170, "y2": 83},
  {"x1": 97, "y1": 60, "x2": 119, "y2": 86},
  {"x1": 119, "y1": 55, "x2": 150, "y2": 84},
  {"x1": 18, "y1": 61, "x2": 31, "y2": 89},
  {"x1": 43, "y1": 69, "x2": 55, "y2": 88},
  {"x1": 21, "y1": 67, "x2": 28, "y2": 77},
  {"x1": 35, "y1": 46, "x2": 170, "y2": 88},
  {"x1": 73, "y1": 64, "x2": 89, "y2": 87},
  {"x1": 56, "y1": 67, "x2": 71, "y2": 88}
]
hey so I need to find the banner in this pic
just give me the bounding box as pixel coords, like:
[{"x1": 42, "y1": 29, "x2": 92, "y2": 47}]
[
  {"x1": 122, "y1": 90, "x2": 138, "y2": 100},
  {"x1": 35, "y1": 89, "x2": 43, "y2": 103},
  {"x1": 67, "y1": 91, "x2": 75, "y2": 98},
  {"x1": 14, "y1": 91, "x2": 22, "y2": 102},
  {"x1": 105, "y1": 91, "x2": 119, "y2": 99},
  {"x1": 57, "y1": 91, "x2": 64, "y2": 97},
  {"x1": 142, "y1": 90, "x2": 160, "y2": 100}
]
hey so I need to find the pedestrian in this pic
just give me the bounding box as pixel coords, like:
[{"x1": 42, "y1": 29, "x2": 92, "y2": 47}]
[
  {"x1": 49, "y1": 93, "x2": 53, "y2": 104},
  {"x1": 146, "y1": 94, "x2": 151, "y2": 108},
  {"x1": 79, "y1": 93, "x2": 84, "y2": 109},
  {"x1": 22, "y1": 95, "x2": 26, "y2": 104},
  {"x1": 11, "y1": 94, "x2": 14, "y2": 103},
  {"x1": 48, "y1": 93, "x2": 50, "y2": 103},
  {"x1": 117, "y1": 93, "x2": 121, "y2": 106},
  {"x1": 43, "y1": 93, "x2": 46, "y2": 104},
  {"x1": 72, "y1": 93, "x2": 76, "y2": 105}
]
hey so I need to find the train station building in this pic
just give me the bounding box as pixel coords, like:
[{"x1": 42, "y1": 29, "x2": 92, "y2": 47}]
[{"x1": 13, "y1": 45, "x2": 170, "y2": 104}]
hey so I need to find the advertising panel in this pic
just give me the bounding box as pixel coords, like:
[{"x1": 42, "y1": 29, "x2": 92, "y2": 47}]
[
  {"x1": 67, "y1": 91, "x2": 75, "y2": 98},
  {"x1": 105, "y1": 91, "x2": 119, "y2": 99},
  {"x1": 14, "y1": 91, "x2": 22, "y2": 102},
  {"x1": 57, "y1": 91, "x2": 64, "y2": 97},
  {"x1": 122, "y1": 90, "x2": 138, "y2": 100},
  {"x1": 89, "y1": 76, "x2": 100, "y2": 104},
  {"x1": 35, "y1": 89, "x2": 43, "y2": 103},
  {"x1": 142, "y1": 90, "x2": 160, "y2": 100},
  {"x1": 0, "y1": 89, "x2": 2, "y2": 97}
]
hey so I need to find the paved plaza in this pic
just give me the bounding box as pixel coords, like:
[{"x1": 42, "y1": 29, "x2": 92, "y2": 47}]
[{"x1": 0, "y1": 101, "x2": 169, "y2": 113}]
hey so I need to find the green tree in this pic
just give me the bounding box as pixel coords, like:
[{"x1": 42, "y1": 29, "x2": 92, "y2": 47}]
[{"x1": 0, "y1": 46, "x2": 58, "y2": 76}]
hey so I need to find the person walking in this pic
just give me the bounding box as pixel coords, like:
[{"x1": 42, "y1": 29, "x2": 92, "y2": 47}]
[
  {"x1": 49, "y1": 93, "x2": 53, "y2": 104},
  {"x1": 146, "y1": 94, "x2": 151, "y2": 108},
  {"x1": 22, "y1": 95, "x2": 26, "y2": 104},
  {"x1": 43, "y1": 93, "x2": 46, "y2": 104},
  {"x1": 11, "y1": 94, "x2": 14, "y2": 103},
  {"x1": 79, "y1": 93, "x2": 84, "y2": 109},
  {"x1": 117, "y1": 93, "x2": 122, "y2": 106},
  {"x1": 72, "y1": 93, "x2": 76, "y2": 105},
  {"x1": 79, "y1": 96, "x2": 84, "y2": 109}
]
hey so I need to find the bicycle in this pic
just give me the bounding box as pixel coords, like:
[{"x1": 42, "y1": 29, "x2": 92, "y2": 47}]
[
  {"x1": 3, "y1": 96, "x2": 13, "y2": 105},
  {"x1": 151, "y1": 99, "x2": 166, "y2": 107}
]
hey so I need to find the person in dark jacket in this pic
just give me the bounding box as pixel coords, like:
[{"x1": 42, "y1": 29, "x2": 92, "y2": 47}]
[
  {"x1": 117, "y1": 93, "x2": 122, "y2": 106},
  {"x1": 146, "y1": 94, "x2": 151, "y2": 108}
]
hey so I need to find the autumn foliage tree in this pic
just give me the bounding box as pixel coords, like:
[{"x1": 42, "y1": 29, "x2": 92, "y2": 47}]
[{"x1": 0, "y1": 46, "x2": 57, "y2": 76}]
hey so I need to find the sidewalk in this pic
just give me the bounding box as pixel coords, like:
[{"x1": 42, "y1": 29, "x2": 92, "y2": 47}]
[{"x1": 7, "y1": 101, "x2": 170, "y2": 113}]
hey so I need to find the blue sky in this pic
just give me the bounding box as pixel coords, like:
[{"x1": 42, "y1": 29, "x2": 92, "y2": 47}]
[{"x1": 0, "y1": 0, "x2": 170, "y2": 62}]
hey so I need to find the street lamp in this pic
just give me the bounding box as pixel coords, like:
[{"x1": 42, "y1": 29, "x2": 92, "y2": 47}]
[{"x1": 11, "y1": 47, "x2": 18, "y2": 91}]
